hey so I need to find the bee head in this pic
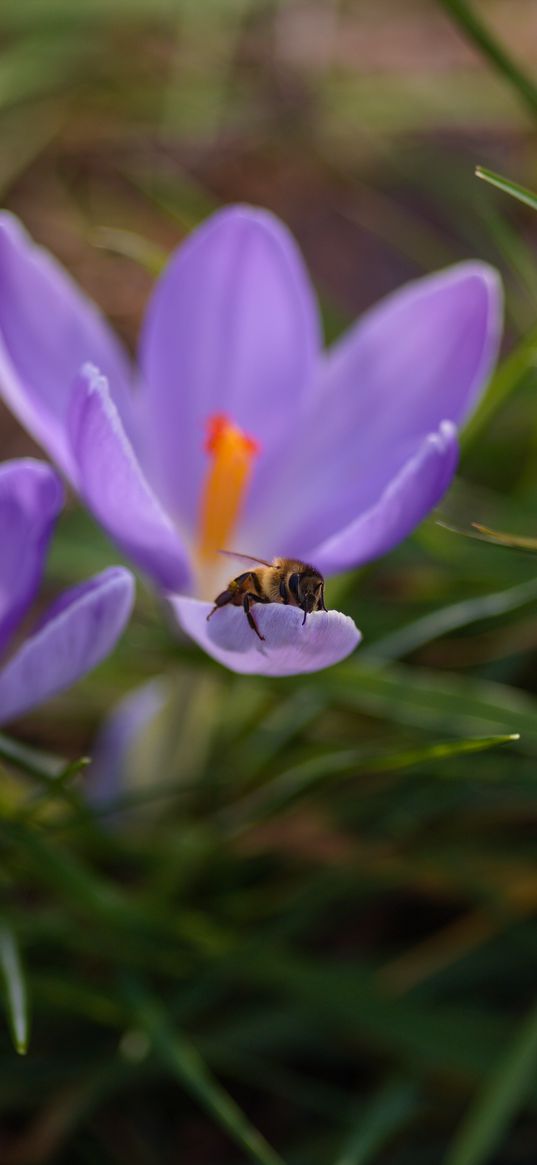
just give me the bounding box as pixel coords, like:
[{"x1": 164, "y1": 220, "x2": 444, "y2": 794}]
[{"x1": 289, "y1": 568, "x2": 327, "y2": 624}]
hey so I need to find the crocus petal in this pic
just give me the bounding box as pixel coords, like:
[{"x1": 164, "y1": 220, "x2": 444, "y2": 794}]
[
  {"x1": 171, "y1": 597, "x2": 361, "y2": 677},
  {"x1": 307, "y1": 421, "x2": 458, "y2": 576},
  {"x1": 88, "y1": 679, "x2": 165, "y2": 809},
  {"x1": 0, "y1": 567, "x2": 134, "y2": 725},
  {"x1": 0, "y1": 214, "x2": 135, "y2": 481},
  {"x1": 69, "y1": 365, "x2": 192, "y2": 591},
  {"x1": 323, "y1": 261, "x2": 501, "y2": 429},
  {"x1": 263, "y1": 261, "x2": 501, "y2": 555},
  {"x1": 0, "y1": 459, "x2": 63, "y2": 656},
  {"x1": 139, "y1": 205, "x2": 321, "y2": 530}
]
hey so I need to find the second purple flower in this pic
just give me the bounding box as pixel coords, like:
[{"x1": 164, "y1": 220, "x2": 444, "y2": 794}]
[{"x1": 0, "y1": 458, "x2": 134, "y2": 724}]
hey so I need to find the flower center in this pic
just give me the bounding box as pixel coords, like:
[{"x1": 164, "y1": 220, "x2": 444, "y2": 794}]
[{"x1": 197, "y1": 414, "x2": 259, "y2": 564}]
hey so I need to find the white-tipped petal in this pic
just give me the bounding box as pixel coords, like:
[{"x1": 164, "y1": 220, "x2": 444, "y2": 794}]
[{"x1": 170, "y1": 597, "x2": 361, "y2": 677}]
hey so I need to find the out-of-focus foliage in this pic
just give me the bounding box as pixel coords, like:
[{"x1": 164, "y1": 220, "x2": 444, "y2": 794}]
[{"x1": 3, "y1": 1, "x2": 537, "y2": 1162}]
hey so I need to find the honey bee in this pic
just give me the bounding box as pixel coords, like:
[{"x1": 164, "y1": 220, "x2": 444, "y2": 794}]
[{"x1": 207, "y1": 552, "x2": 327, "y2": 641}]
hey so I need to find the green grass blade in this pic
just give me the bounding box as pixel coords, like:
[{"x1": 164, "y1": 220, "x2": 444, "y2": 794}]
[
  {"x1": 474, "y1": 195, "x2": 537, "y2": 308},
  {"x1": 364, "y1": 576, "x2": 537, "y2": 661},
  {"x1": 0, "y1": 732, "x2": 61, "y2": 781},
  {"x1": 334, "y1": 1080, "x2": 419, "y2": 1165},
  {"x1": 55, "y1": 755, "x2": 91, "y2": 785},
  {"x1": 127, "y1": 981, "x2": 287, "y2": 1165},
  {"x1": 365, "y1": 734, "x2": 519, "y2": 772},
  {"x1": 243, "y1": 954, "x2": 511, "y2": 1080},
  {"x1": 445, "y1": 1002, "x2": 537, "y2": 1165},
  {"x1": 462, "y1": 322, "x2": 537, "y2": 448},
  {"x1": 325, "y1": 662, "x2": 537, "y2": 754},
  {"x1": 225, "y1": 734, "x2": 519, "y2": 832},
  {"x1": 90, "y1": 226, "x2": 167, "y2": 276},
  {"x1": 0, "y1": 735, "x2": 90, "y2": 822},
  {"x1": 476, "y1": 166, "x2": 537, "y2": 212},
  {"x1": 438, "y1": 0, "x2": 537, "y2": 120},
  {"x1": 461, "y1": 524, "x2": 537, "y2": 552},
  {"x1": 0, "y1": 926, "x2": 29, "y2": 1054}
]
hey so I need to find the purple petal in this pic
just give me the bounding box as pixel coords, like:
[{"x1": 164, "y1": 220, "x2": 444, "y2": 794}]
[
  {"x1": 69, "y1": 365, "x2": 192, "y2": 591},
  {"x1": 0, "y1": 567, "x2": 134, "y2": 725},
  {"x1": 88, "y1": 679, "x2": 165, "y2": 809},
  {"x1": 326, "y1": 261, "x2": 501, "y2": 428},
  {"x1": 170, "y1": 597, "x2": 361, "y2": 677},
  {"x1": 0, "y1": 459, "x2": 63, "y2": 657},
  {"x1": 307, "y1": 422, "x2": 459, "y2": 575},
  {"x1": 0, "y1": 214, "x2": 135, "y2": 480},
  {"x1": 262, "y1": 262, "x2": 501, "y2": 555},
  {"x1": 139, "y1": 205, "x2": 321, "y2": 531}
]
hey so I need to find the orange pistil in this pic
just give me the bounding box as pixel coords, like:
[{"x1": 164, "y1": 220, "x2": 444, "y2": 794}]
[{"x1": 197, "y1": 414, "x2": 260, "y2": 564}]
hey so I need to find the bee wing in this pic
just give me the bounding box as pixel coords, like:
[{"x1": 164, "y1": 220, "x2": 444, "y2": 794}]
[{"x1": 218, "y1": 549, "x2": 273, "y2": 568}]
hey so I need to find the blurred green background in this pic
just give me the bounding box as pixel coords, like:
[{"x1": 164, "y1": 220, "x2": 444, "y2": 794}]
[{"x1": 3, "y1": 1, "x2": 537, "y2": 1162}]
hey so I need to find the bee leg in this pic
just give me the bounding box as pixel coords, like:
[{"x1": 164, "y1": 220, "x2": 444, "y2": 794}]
[
  {"x1": 243, "y1": 594, "x2": 266, "y2": 641},
  {"x1": 206, "y1": 587, "x2": 234, "y2": 621}
]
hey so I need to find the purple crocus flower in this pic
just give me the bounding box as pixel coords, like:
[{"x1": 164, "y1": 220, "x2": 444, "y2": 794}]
[
  {"x1": 0, "y1": 458, "x2": 134, "y2": 724},
  {"x1": 0, "y1": 208, "x2": 501, "y2": 675},
  {"x1": 88, "y1": 678, "x2": 166, "y2": 811}
]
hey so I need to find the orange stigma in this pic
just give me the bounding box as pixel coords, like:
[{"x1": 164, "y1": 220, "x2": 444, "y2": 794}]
[{"x1": 197, "y1": 414, "x2": 260, "y2": 563}]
